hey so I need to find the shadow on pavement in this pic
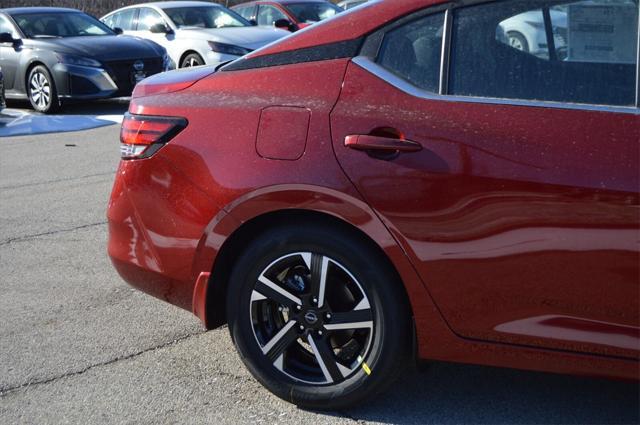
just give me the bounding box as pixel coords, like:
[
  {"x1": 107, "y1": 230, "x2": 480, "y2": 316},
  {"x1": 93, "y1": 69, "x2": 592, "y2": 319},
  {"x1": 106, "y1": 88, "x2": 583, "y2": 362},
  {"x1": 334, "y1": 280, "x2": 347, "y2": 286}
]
[{"x1": 338, "y1": 362, "x2": 639, "y2": 424}]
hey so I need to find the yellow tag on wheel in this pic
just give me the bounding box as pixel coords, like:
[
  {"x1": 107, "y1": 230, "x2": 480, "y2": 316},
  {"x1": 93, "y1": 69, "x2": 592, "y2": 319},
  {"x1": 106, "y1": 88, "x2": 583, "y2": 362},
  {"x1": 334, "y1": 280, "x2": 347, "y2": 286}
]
[{"x1": 357, "y1": 355, "x2": 371, "y2": 375}]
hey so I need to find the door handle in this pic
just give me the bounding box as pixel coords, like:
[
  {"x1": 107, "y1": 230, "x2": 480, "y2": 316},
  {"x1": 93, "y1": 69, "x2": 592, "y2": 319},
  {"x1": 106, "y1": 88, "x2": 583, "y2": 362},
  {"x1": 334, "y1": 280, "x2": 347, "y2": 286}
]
[{"x1": 344, "y1": 134, "x2": 422, "y2": 153}]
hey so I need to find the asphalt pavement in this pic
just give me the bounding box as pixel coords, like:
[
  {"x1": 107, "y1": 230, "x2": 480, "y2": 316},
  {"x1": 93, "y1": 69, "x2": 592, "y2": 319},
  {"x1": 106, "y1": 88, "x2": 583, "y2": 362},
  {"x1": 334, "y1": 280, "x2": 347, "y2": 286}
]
[{"x1": 0, "y1": 102, "x2": 638, "y2": 424}]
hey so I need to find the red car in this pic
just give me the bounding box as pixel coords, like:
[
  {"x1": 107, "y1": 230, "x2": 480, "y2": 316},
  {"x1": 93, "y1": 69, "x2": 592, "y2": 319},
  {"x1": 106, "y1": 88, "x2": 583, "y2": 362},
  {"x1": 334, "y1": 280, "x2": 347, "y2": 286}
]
[
  {"x1": 231, "y1": 0, "x2": 341, "y2": 31},
  {"x1": 108, "y1": 0, "x2": 640, "y2": 409}
]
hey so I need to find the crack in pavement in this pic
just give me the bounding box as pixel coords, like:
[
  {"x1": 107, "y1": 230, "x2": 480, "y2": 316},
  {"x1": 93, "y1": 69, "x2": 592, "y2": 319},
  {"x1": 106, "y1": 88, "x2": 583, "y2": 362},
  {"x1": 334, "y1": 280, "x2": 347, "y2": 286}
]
[
  {"x1": 0, "y1": 332, "x2": 203, "y2": 397},
  {"x1": 0, "y1": 172, "x2": 115, "y2": 191},
  {"x1": 0, "y1": 221, "x2": 108, "y2": 247}
]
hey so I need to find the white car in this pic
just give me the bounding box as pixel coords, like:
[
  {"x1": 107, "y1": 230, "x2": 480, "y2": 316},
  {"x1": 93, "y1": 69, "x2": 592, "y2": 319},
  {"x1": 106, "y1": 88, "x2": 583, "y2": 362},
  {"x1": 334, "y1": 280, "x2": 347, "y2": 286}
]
[
  {"x1": 102, "y1": 1, "x2": 288, "y2": 69},
  {"x1": 499, "y1": 9, "x2": 567, "y2": 59}
]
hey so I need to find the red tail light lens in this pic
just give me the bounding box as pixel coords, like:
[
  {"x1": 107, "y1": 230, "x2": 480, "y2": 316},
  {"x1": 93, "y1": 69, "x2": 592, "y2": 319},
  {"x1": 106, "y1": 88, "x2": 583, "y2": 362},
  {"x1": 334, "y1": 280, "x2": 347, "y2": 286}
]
[{"x1": 120, "y1": 114, "x2": 187, "y2": 159}]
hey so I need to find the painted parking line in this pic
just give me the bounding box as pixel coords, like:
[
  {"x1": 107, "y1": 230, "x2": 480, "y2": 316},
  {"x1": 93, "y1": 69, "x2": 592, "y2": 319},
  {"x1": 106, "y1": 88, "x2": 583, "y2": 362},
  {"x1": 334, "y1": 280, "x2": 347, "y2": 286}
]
[{"x1": 0, "y1": 109, "x2": 123, "y2": 138}]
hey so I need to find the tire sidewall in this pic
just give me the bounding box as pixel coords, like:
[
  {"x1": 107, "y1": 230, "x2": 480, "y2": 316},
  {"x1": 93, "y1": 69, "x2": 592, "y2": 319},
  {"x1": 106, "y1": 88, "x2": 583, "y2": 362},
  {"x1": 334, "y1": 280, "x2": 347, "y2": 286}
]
[
  {"x1": 27, "y1": 65, "x2": 58, "y2": 113},
  {"x1": 227, "y1": 225, "x2": 411, "y2": 409},
  {"x1": 181, "y1": 53, "x2": 204, "y2": 68}
]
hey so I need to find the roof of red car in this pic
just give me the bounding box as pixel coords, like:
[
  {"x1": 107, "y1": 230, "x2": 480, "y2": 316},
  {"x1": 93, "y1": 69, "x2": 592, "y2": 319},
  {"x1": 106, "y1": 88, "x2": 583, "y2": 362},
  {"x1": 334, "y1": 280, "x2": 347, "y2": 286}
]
[{"x1": 246, "y1": 0, "x2": 443, "y2": 59}]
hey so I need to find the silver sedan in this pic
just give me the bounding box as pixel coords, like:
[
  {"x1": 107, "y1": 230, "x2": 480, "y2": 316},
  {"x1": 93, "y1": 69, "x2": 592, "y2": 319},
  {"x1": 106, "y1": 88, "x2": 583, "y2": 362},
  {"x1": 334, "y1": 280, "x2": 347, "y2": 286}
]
[{"x1": 102, "y1": 1, "x2": 288, "y2": 69}]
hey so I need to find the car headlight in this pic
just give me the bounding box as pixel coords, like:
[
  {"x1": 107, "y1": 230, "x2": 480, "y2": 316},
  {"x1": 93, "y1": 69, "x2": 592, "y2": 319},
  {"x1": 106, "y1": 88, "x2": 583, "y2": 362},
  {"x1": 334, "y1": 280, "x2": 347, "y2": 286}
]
[
  {"x1": 208, "y1": 41, "x2": 252, "y2": 56},
  {"x1": 55, "y1": 53, "x2": 102, "y2": 68}
]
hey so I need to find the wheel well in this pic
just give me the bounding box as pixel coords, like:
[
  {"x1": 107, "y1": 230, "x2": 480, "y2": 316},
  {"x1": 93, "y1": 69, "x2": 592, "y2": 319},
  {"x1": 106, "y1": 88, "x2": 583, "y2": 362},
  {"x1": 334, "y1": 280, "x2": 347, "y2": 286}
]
[
  {"x1": 179, "y1": 50, "x2": 202, "y2": 67},
  {"x1": 205, "y1": 209, "x2": 414, "y2": 333}
]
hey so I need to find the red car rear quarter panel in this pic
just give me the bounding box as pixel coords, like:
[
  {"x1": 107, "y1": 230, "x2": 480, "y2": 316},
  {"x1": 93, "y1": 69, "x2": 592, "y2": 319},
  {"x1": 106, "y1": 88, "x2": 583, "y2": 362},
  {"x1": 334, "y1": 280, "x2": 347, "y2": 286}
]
[{"x1": 120, "y1": 59, "x2": 422, "y2": 313}]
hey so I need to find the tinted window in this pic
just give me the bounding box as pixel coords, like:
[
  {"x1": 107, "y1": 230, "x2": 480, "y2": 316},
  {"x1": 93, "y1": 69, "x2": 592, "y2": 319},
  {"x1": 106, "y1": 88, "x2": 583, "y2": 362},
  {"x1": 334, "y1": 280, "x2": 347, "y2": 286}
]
[
  {"x1": 257, "y1": 5, "x2": 288, "y2": 25},
  {"x1": 345, "y1": 1, "x2": 367, "y2": 10},
  {"x1": 12, "y1": 12, "x2": 114, "y2": 38},
  {"x1": 164, "y1": 6, "x2": 249, "y2": 28},
  {"x1": 450, "y1": 0, "x2": 638, "y2": 106},
  {"x1": 235, "y1": 5, "x2": 256, "y2": 20},
  {"x1": 285, "y1": 2, "x2": 341, "y2": 23},
  {"x1": 376, "y1": 13, "x2": 445, "y2": 93},
  {"x1": 137, "y1": 8, "x2": 164, "y2": 31},
  {"x1": 111, "y1": 9, "x2": 137, "y2": 31}
]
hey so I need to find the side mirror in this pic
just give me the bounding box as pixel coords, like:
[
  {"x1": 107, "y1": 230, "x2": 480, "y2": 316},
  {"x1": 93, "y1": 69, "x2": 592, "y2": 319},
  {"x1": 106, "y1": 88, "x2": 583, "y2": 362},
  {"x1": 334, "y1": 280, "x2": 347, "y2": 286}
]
[
  {"x1": 113, "y1": 27, "x2": 124, "y2": 35},
  {"x1": 249, "y1": 19, "x2": 258, "y2": 26},
  {"x1": 274, "y1": 19, "x2": 295, "y2": 31},
  {"x1": 150, "y1": 23, "x2": 172, "y2": 34},
  {"x1": 0, "y1": 32, "x2": 14, "y2": 44}
]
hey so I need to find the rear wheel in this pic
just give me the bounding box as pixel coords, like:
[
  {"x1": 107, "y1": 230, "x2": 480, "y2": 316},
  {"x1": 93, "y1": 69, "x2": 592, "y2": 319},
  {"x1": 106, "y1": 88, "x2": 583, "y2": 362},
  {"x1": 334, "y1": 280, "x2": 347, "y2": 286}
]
[
  {"x1": 226, "y1": 223, "x2": 412, "y2": 409},
  {"x1": 27, "y1": 65, "x2": 58, "y2": 113},
  {"x1": 180, "y1": 53, "x2": 204, "y2": 68}
]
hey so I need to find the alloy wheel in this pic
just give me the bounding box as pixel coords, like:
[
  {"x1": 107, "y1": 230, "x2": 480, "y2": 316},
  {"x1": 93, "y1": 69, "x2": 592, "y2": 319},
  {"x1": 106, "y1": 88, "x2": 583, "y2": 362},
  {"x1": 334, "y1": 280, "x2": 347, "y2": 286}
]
[
  {"x1": 249, "y1": 252, "x2": 374, "y2": 385},
  {"x1": 30, "y1": 71, "x2": 51, "y2": 109}
]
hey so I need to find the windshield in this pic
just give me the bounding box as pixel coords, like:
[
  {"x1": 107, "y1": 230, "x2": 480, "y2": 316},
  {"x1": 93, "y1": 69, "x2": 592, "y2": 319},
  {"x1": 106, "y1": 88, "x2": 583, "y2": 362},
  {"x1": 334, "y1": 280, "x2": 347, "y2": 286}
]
[
  {"x1": 286, "y1": 2, "x2": 341, "y2": 23},
  {"x1": 163, "y1": 6, "x2": 250, "y2": 29},
  {"x1": 12, "y1": 12, "x2": 114, "y2": 38}
]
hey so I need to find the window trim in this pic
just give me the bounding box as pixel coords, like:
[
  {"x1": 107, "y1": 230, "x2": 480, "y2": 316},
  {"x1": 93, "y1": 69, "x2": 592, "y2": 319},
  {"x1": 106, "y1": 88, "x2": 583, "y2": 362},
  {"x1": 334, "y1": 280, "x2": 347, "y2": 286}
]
[
  {"x1": 353, "y1": 55, "x2": 639, "y2": 115},
  {"x1": 360, "y1": 0, "x2": 640, "y2": 111}
]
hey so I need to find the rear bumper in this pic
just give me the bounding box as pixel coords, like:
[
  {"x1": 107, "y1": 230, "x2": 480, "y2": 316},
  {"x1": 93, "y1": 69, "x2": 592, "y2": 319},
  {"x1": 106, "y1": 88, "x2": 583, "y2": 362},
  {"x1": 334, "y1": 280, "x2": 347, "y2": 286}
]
[{"x1": 107, "y1": 153, "x2": 224, "y2": 312}]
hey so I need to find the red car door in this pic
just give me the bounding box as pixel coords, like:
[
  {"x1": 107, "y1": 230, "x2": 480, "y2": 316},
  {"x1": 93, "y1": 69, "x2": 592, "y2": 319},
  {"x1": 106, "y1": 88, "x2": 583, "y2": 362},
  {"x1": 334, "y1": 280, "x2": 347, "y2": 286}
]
[{"x1": 331, "y1": 2, "x2": 639, "y2": 358}]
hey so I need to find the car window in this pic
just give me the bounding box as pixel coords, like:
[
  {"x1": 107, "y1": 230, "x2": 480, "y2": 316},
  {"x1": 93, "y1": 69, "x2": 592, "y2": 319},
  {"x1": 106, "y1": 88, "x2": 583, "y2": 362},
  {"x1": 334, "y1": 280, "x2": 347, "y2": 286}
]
[
  {"x1": 450, "y1": 0, "x2": 638, "y2": 106},
  {"x1": 285, "y1": 2, "x2": 341, "y2": 23},
  {"x1": 235, "y1": 5, "x2": 256, "y2": 21},
  {"x1": 12, "y1": 12, "x2": 114, "y2": 38},
  {"x1": 137, "y1": 8, "x2": 165, "y2": 31},
  {"x1": 376, "y1": 12, "x2": 445, "y2": 93},
  {"x1": 257, "y1": 5, "x2": 288, "y2": 26},
  {"x1": 110, "y1": 9, "x2": 137, "y2": 31},
  {"x1": 164, "y1": 6, "x2": 249, "y2": 28},
  {"x1": 345, "y1": 1, "x2": 367, "y2": 10},
  {"x1": 0, "y1": 15, "x2": 18, "y2": 37}
]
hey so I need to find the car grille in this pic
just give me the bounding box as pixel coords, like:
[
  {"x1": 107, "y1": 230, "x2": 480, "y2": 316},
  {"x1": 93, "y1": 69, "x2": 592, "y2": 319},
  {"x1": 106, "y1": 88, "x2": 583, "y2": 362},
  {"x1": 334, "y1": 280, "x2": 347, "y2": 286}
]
[{"x1": 104, "y1": 58, "x2": 163, "y2": 96}]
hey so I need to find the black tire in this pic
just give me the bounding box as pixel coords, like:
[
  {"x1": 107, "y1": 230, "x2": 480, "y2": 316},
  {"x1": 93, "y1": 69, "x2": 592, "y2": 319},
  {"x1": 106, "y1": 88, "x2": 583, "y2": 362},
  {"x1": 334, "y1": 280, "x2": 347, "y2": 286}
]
[
  {"x1": 507, "y1": 31, "x2": 529, "y2": 53},
  {"x1": 226, "y1": 222, "x2": 412, "y2": 410},
  {"x1": 180, "y1": 53, "x2": 204, "y2": 68},
  {"x1": 27, "y1": 65, "x2": 59, "y2": 113}
]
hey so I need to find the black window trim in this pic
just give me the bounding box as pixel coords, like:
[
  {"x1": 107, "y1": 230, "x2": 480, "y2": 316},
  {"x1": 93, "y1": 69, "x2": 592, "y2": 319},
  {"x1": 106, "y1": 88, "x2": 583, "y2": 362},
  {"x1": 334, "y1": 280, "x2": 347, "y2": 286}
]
[{"x1": 359, "y1": 0, "x2": 640, "y2": 111}]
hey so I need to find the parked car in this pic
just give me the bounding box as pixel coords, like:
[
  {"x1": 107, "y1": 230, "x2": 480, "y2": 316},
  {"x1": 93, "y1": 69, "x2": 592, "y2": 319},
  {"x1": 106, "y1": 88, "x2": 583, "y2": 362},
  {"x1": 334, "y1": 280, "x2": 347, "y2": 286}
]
[
  {"x1": 107, "y1": 0, "x2": 639, "y2": 410},
  {"x1": 0, "y1": 7, "x2": 169, "y2": 113},
  {"x1": 102, "y1": 1, "x2": 288, "y2": 68},
  {"x1": 337, "y1": 0, "x2": 368, "y2": 10},
  {"x1": 499, "y1": 8, "x2": 567, "y2": 58},
  {"x1": 232, "y1": 0, "x2": 341, "y2": 32}
]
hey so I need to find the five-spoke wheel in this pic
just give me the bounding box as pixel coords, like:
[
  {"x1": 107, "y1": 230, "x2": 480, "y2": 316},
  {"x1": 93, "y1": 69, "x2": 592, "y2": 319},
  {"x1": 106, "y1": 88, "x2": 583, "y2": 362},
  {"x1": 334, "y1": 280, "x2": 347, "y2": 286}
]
[
  {"x1": 227, "y1": 223, "x2": 411, "y2": 409},
  {"x1": 250, "y1": 252, "x2": 374, "y2": 385}
]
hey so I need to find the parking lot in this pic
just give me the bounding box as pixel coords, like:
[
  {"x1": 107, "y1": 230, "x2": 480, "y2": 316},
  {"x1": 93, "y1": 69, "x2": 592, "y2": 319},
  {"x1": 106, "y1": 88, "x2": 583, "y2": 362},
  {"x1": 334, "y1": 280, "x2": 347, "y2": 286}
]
[{"x1": 0, "y1": 101, "x2": 637, "y2": 424}]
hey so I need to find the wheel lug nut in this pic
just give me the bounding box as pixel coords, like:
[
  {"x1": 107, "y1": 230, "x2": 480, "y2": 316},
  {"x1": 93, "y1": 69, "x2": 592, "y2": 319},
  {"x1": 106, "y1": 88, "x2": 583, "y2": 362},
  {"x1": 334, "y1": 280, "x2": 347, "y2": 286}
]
[
  {"x1": 296, "y1": 305, "x2": 301, "y2": 311},
  {"x1": 325, "y1": 313, "x2": 331, "y2": 320},
  {"x1": 278, "y1": 306, "x2": 283, "y2": 312},
  {"x1": 299, "y1": 325, "x2": 305, "y2": 331},
  {"x1": 312, "y1": 297, "x2": 318, "y2": 304},
  {"x1": 318, "y1": 330, "x2": 323, "y2": 336}
]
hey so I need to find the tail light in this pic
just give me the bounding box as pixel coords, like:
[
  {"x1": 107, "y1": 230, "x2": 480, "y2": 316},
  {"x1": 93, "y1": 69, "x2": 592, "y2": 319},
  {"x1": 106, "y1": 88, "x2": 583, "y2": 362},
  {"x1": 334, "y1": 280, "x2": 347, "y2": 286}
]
[{"x1": 120, "y1": 113, "x2": 187, "y2": 159}]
